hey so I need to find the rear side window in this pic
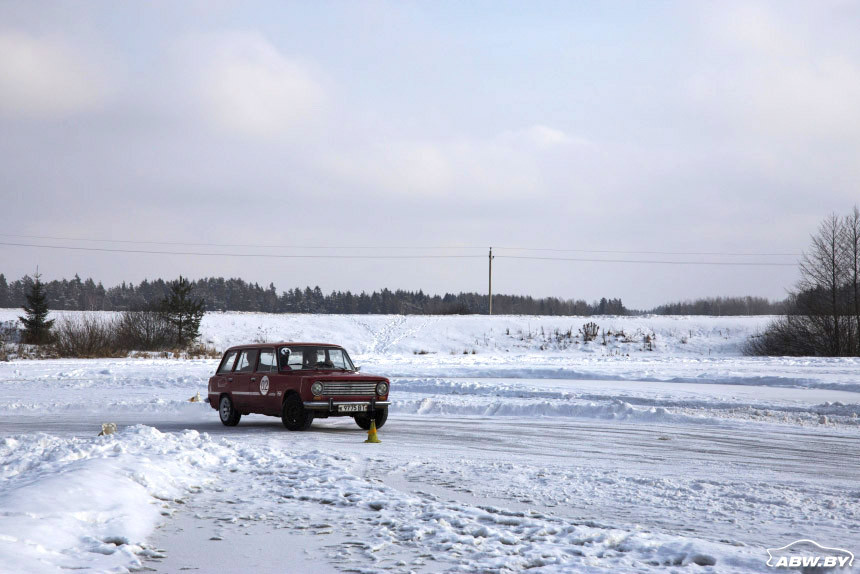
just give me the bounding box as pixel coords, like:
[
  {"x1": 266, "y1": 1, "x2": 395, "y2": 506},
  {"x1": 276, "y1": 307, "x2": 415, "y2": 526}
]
[
  {"x1": 235, "y1": 349, "x2": 258, "y2": 373},
  {"x1": 257, "y1": 349, "x2": 277, "y2": 372},
  {"x1": 217, "y1": 350, "x2": 238, "y2": 374}
]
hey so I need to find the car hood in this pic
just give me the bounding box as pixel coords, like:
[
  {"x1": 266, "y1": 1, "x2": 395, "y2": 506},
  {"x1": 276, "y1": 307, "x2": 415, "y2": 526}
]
[{"x1": 294, "y1": 371, "x2": 388, "y2": 382}]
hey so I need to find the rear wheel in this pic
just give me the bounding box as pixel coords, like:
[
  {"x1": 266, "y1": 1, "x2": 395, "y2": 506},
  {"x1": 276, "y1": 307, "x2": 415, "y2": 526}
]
[
  {"x1": 281, "y1": 394, "x2": 314, "y2": 431},
  {"x1": 219, "y1": 395, "x2": 241, "y2": 426},
  {"x1": 355, "y1": 408, "x2": 388, "y2": 430}
]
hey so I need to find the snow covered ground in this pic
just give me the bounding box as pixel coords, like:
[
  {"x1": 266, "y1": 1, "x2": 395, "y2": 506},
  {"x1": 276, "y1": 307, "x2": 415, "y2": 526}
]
[{"x1": 0, "y1": 311, "x2": 858, "y2": 573}]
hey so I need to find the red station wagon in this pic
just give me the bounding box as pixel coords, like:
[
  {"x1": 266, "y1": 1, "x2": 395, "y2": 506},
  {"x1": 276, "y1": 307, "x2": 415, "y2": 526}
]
[{"x1": 208, "y1": 343, "x2": 391, "y2": 431}]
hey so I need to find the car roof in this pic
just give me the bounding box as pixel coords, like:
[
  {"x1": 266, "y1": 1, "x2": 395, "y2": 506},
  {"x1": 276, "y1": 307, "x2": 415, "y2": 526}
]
[{"x1": 224, "y1": 342, "x2": 344, "y2": 352}]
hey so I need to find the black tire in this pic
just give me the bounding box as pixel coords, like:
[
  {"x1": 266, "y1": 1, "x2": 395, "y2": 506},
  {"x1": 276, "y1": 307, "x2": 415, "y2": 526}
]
[
  {"x1": 354, "y1": 408, "x2": 388, "y2": 430},
  {"x1": 281, "y1": 394, "x2": 314, "y2": 431},
  {"x1": 219, "y1": 395, "x2": 241, "y2": 426}
]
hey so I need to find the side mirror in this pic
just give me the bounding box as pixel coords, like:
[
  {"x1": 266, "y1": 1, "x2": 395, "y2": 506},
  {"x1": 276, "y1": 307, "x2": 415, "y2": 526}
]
[{"x1": 355, "y1": 366, "x2": 361, "y2": 372}]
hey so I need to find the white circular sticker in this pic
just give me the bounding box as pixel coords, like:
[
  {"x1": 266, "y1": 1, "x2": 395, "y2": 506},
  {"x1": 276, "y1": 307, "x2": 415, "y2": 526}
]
[{"x1": 259, "y1": 376, "x2": 270, "y2": 396}]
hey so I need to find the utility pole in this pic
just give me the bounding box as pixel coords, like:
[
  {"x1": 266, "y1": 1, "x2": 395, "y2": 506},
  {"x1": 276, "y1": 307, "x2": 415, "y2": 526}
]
[{"x1": 488, "y1": 247, "x2": 494, "y2": 315}]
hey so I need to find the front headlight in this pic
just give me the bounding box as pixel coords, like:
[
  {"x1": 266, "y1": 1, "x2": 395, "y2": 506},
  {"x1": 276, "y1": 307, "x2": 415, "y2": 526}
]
[
  {"x1": 376, "y1": 382, "x2": 389, "y2": 396},
  {"x1": 311, "y1": 381, "x2": 324, "y2": 396}
]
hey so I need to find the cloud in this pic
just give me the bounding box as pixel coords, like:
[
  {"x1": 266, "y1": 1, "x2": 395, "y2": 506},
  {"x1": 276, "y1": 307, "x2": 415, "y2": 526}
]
[
  {"x1": 0, "y1": 31, "x2": 110, "y2": 118},
  {"x1": 508, "y1": 125, "x2": 586, "y2": 150},
  {"x1": 176, "y1": 31, "x2": 326, "y2": 137},
  {"x1": 328, "y1": 125, "x2": 590, "y2": 199},
  {"x1": 687, "y1": 4, "x2": 860, "y2": 145}
]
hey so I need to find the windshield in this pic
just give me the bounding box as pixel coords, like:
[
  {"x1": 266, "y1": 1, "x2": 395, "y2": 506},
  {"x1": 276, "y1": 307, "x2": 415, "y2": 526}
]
[{"x1": 278, "y1": 346, "x2": 355, "y2": 371}]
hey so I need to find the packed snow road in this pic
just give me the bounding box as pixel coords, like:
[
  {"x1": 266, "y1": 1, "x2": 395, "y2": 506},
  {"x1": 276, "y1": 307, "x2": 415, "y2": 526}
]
[{"x1": 1, "y1": 354, "x2": 858, "y2": 573}]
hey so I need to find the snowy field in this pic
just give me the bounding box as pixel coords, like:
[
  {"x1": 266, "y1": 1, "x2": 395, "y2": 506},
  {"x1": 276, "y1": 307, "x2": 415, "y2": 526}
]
[{"x1": 0, "y1": 311, "x2": 858, "y2": 573}]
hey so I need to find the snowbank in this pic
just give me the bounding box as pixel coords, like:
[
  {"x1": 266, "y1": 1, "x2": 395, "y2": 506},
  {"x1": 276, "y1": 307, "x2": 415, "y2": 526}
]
[
  {"x1": 1, "y1": 424, "x2": 778, "y2": 573},
  {"x1": 0, "y1": 426, "x2": 224, "y2": 573}
]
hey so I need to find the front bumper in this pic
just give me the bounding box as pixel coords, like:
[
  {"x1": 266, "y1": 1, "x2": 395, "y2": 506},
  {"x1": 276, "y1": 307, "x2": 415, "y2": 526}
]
[{"x1": 303, "y1": 399, "x2": 390, "y2": 413}]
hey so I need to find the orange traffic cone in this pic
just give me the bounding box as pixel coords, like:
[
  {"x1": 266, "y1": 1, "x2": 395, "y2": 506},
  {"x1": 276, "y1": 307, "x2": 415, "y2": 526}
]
[{"x1": 364, "y1": 420, "x2": 381, "y2": 443}]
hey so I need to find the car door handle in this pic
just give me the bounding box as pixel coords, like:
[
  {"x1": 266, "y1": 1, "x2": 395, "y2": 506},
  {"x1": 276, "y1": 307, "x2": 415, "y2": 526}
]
[
  {"x1": 227, "y1": 377, "x2": 233, "y2": 382},
  {"x1": 251, "y1": 377, "x2": 257, "y2": 382}
]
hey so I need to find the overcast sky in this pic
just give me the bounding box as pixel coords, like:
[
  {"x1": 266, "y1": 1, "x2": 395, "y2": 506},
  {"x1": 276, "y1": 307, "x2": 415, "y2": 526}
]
[{"x1": 1, "y1": 1, "x2": 859, "y2": 309}]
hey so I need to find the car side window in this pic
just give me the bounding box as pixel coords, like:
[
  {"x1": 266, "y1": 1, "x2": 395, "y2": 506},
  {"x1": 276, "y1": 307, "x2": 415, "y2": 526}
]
[
  {"x1": 235, "y1": 349, "x2": 258, "y2": 373},
  {"x1": 286, "y1": 348, "x2": 304, "y2": 369},
  {"x1": 278, "y1": 348, "x2": 293, "y2": 370},
  {"x1": 258, "y1": 349, "x2": 276, "y2": 372},
  {"x1": 327, "y1": 349, "x2": 348, "y2": 369},
  {"x1": 217, "y1": 350, "x2": 238, "y2": 374}
]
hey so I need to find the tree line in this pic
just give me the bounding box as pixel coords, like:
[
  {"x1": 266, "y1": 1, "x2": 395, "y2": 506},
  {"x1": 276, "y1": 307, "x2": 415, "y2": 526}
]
[
  {"x1": 1, "y1": 272, "x2": 793, "y2": 316},
  {"x1": 13, "y1": 274, "x2": 205, "y2": 357},
  {"x1": 650, "y1": 296, "x2": 785, "y2": 316},
  {"x1": 0, "y1": 274, "x2": 629, "y2": 316}
]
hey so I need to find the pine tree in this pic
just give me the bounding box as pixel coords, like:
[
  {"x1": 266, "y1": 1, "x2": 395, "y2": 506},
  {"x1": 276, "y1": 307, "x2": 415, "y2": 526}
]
[
  {"x1": 0, "y1": 274, "x2": 9, "y2": 308},
  {"x1": 161, "y1": 276, "x2": 205, "y2": 347},
  {"x1": 19, "y1": 273, "x2": 55, "y2": 344}
]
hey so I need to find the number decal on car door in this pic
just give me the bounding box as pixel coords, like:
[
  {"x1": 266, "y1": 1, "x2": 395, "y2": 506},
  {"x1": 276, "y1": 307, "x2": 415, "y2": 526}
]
[{"x1": 260, "y1": 375, "x2": 270, "y2": 395}]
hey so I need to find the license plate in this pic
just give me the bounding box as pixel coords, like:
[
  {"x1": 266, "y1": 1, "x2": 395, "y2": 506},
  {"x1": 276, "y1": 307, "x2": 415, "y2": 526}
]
[{"x1": 338, "y1": 404, "x2": 367, "y2": 413}]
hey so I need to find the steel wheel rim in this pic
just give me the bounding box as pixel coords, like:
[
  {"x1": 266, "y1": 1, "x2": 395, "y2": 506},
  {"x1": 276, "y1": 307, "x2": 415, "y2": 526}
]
[
  {"x1": 286, "y1": 403, "x2": 300, "y2": 423},
  {"x1": 284, "y1": 398, "x2": 302, "y2": 424},
  {"x1": 220, "y1": 398, "x2": 231, "y2": 421}
]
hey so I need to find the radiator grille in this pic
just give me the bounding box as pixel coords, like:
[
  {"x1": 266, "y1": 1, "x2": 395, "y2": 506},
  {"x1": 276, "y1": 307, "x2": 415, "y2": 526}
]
[{"x1": 321, "y1": 381, "x2": 377, "y2": 396}]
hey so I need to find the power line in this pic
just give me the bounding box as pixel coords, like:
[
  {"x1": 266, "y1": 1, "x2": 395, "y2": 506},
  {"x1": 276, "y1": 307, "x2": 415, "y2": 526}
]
[
  {"x1": 496, "y1": 246, "x2": 800, "y2": 257},
  {"x1": 499, "y1": 255, "x2": 796, "y2": 267},
  {"x1": 0, "y1": 233, "x2": 484, "y2": 251},
  {"x1": 0, "y1": 240, "x2": 797, "y2": 266},
  {"x1": 0, "y1": 241, "x2": 483, "y2": 259},
  {"x1": 0, "y1": 233, "x2": 800, "y2": 257}
]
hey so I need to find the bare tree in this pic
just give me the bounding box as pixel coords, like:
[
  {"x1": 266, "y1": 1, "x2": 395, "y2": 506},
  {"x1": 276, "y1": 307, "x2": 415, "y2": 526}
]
[
  {"x1": 798, "y1": 214, "x2": 847, "y2": 355},
  {"x1": 749, "y1": 209, "x2": 860, "y2": 357},
  {"x1": 844, "y1": 206, "x2": 860, "y2": 355}
]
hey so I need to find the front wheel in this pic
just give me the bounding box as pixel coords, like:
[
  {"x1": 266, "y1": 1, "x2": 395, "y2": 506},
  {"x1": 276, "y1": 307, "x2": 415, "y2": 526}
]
[
  {"x1": 282, "y1": 394, "x2": 314, "y2": 431},
  {"x1": 219, "y1": 395, "x2": 241, "y2": 426},
  {"x1": 355, "y1": 409, "x2": 388, "y2": 430}
]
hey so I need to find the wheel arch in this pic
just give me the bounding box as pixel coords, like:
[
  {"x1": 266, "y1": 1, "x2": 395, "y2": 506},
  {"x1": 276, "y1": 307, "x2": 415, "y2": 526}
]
[{"x1": 281, "y1": 389, "x2": 301, "y2": 407}]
